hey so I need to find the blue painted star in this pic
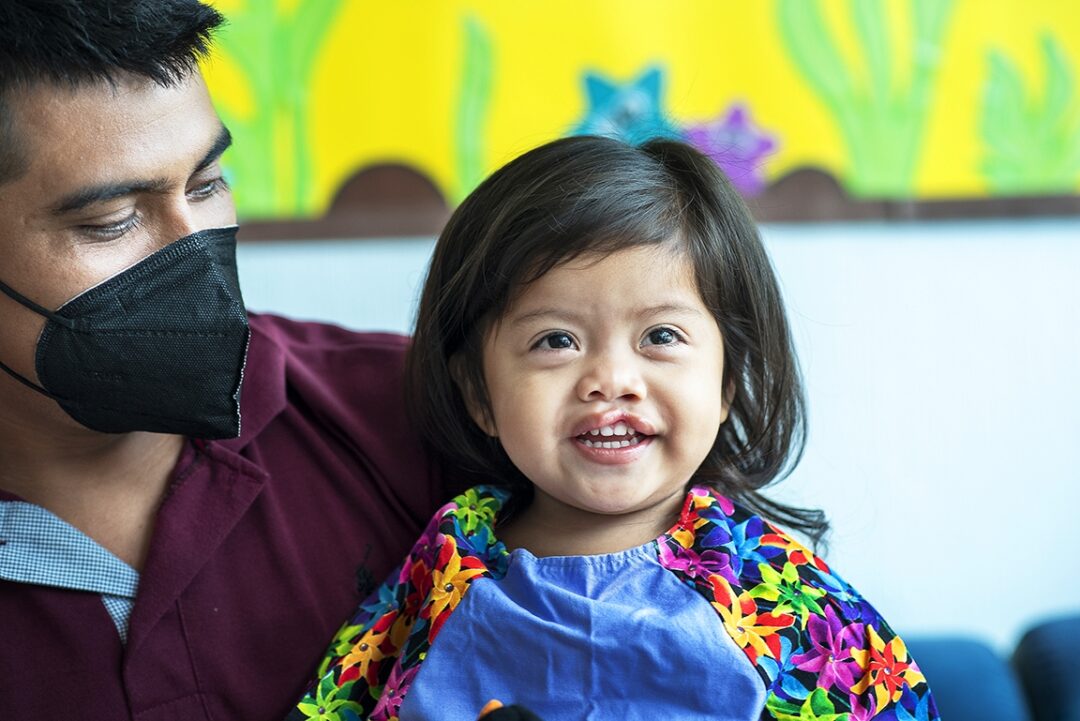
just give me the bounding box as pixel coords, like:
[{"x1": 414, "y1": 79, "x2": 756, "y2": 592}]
[{"x1": 571, "y1": 65, "x2": 682, "y2": 145}]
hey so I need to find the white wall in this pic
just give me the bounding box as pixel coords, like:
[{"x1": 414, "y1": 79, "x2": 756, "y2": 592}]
[{"x1": 236, "y1": 218, "x2": 1080, "y2": 651}]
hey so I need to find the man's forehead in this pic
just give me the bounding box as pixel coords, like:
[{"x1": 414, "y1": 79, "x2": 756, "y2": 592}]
[
  {"x1": 14, "y1": 72, "x2": 206, "y2": 148},
  {"x1": 8, "y1": 72, "x2": 224, "y2": 202}
]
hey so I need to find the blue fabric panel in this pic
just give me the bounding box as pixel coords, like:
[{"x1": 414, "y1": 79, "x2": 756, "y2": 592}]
[
  {"x1": 400, "y1": 544, "x2": 764, "y2": 721},
  {"x1": 0, "y1": 500, "x2": 139, "y2": 641}
]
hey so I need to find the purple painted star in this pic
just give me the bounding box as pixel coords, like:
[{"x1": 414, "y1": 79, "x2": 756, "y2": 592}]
[{"x1": 684, "y1": 103, "x2": 778, "y2": 196}]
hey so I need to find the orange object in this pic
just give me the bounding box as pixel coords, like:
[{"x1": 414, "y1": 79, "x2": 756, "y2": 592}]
[{"x1": 478, "y1": 699, "x2": 505, "y2": 718}]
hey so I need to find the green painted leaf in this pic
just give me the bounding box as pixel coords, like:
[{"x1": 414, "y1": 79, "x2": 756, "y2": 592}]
[
  {"x1": 454, "y1": 14, "x2": 495, "y2": 201},
  {"x1": 851, "y1": 0, "x2": 890, "y2": 104},
  {"x1": 777, "y1": 0, "x2": 852, "y2": 105},
  {"x1": 980, "y1": 33, "x2": 1080, "y2": 193}
]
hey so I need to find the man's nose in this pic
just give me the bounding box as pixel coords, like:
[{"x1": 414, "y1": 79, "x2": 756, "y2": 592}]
[
  {"x1": 156, "y1": 186, "x2": 233, "y2": 250},
  {"x1": 157, "y1": 205, "x2": 203, "y2": 249},
  {"x1": 575, "y1": 351, "x2": 647, "y2": 403}
]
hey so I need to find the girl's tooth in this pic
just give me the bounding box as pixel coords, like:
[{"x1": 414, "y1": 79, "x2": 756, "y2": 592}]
[
  {"x1": 600, "y1": 426, "x2": 614, "y2": 437},
  {"x1": 614, "y1": 422, "x2": 627, "y2": 435},
  {"x1": 582, "y1": 432, "x2": 646, "y2": 450},
  {"x1": 590, "y1": 428, "x2": 600, "y2": 436}
]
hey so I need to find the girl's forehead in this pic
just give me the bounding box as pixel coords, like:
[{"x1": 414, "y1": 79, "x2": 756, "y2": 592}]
[
  {"x1": 519, "y1": 240, "x2": 688, "y2": 286},
  {"x1": 506, "y1": 245, "x2": 701, "y2": 312}
]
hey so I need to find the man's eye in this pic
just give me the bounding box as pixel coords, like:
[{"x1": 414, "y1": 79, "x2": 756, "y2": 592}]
[
  {"x1": 78, "y1": 213, "x2": 141, "y2": 242},
  {"x1": 534, "y1": 332, "x2": 575, "y2": 350},
  {"x1": 643, "y1": 327, "x2": 682, "y2": 346},
  {"x1": 187, "y1": 177, "x2": 229, "y2": 200}
]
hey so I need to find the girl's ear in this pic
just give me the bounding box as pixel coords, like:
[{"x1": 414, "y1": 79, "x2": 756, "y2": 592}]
[
  {"x1": 720, "y1": 379, "x2": 736, "y2": 423},
  {"x1": 449, "y1": 354, "x2": 498, "y2": 437}
]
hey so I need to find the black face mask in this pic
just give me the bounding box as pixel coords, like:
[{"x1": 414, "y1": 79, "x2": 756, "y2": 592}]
[{"x1": 0, "y1": 226, "x2": 250, "y2": 439}]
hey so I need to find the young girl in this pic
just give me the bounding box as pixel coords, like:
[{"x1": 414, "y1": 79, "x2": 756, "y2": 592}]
[{"x1": 288, "y1": 137, "x2": 937, "y2": 721}]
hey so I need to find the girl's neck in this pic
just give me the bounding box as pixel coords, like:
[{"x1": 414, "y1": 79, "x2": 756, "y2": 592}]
[{"x1": 497, "y1": 488, "x2": 685, "y2": 558}]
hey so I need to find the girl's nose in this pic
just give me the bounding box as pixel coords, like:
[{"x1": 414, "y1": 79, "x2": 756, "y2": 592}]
[{"x1": 575, "y1": 354, "x2": 647, "y2": 403}]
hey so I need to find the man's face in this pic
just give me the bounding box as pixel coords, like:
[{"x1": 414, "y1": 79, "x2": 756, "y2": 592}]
[{"x1": 0, "y1": 71, "x2": 235, "y2": 430}]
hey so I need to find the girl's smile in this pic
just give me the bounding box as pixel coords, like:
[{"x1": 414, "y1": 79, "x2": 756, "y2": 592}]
[{"x1": 571, "y1": 412, "x2": 655, "y2": 463}]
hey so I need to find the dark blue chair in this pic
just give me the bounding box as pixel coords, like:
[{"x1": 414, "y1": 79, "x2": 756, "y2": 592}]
[
  {"x1": 906, "y1": 636, "x2": 1032, "y2": 721},
  {"x1": 1013, "y1": 615, "x2": 1080, "y2": 721}
]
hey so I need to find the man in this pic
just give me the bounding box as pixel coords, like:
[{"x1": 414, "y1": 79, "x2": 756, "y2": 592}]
[{"x1": 0, "y1": 2, "x2": 443, "y2": 718}]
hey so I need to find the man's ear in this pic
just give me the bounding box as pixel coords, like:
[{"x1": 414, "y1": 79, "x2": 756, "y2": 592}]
[{"x1": 449, "y1": 355, "x2": 498, "y2": 437}]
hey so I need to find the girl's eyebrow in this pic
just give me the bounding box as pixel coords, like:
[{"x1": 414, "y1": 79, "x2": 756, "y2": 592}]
[
  {"x1": 509, "y1": 303, "x2": 705, "y2": 327},
  {"x1": 509, "y1": 308, "x2": 586, "y2": 327},
  {"x1": 637, "y1": 303, "x2": 707, "y2": 320}
]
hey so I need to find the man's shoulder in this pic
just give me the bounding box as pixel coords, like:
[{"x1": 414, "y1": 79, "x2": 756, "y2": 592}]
[
  {"x1": 246, "y1": 312, "x2": 413, "y2": 393},
  {"x1": 248, "y1": 312, "x2": 409, "y2": 358},
  {"x1": 231, "y1": 312, "x2": 423, "y2": 452}
]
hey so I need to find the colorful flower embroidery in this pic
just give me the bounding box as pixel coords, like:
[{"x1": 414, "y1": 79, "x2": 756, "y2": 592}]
[
  {"x1": 656, "y1": 540, "x2": 738, "y2": 585},
  {"x1": 765, "y1": 687, "x2": 848, "y2": 721},
  {"x1": 370, "y1": 662, "x2": 418, "y2": 721},
  {"x1": 657, "y1": 486, "x2": 938, "y2": 719},
  {"x1": 424, "y1": 536, "x2": 487, "y2": 639},
  {"x1": 789, "y1": 605, "x2": 866, "y2": 692},
  {"x1": 749, "y1": 561, "x2": 828, "y2": 628},
  {"x1": 449, "y1": 487, "x2": 501, "y2": 535},
  {"x1": 336, "y1": 611, "x2": 393, "y2": 686},
  {"x1": 850, "y1": 626, "x2": 927, "y2": 711},
  {"x1": 708, "y1": 574, "x2": 796, "y2": 664},
  {"x1": 287, "y1": 485, "x2": 938, "y2": 720},
  {"x1": 288, "y1": 488, "x2": 510, "y2": 721}
]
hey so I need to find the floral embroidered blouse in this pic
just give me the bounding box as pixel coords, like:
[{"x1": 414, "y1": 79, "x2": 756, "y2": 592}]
[{"x1": 287, "y1": 486, "x2": 938, "y2": 721}]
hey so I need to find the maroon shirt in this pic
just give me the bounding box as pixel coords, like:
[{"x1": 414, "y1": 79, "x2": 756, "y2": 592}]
[{"x1": 0, "y1": 314, "x2": 443, "y2": 720}]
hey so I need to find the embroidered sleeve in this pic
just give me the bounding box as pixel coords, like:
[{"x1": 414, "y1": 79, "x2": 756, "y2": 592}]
[
  {"x1": 287, "y1": 486, "x2": 509, "y2": 721},
  {"x1": 657, "y1": 487, "x2": 940, "y2": 721}
]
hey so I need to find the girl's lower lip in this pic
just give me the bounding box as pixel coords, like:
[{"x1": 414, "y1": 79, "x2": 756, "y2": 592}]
[{"x1": 572, "y1": 436, "x2": 653, "y2": 465}]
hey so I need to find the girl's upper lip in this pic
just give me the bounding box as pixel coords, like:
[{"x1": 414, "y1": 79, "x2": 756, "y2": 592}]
[{"x1": 569, "y1": 410, "x2": 657, "y2": 438}]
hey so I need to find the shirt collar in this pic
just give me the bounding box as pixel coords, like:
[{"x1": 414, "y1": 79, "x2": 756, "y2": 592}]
[
  {"x1": 0, "y1": 499, "x2": 138, "y2": 598},
  {"x1": 216, "y1": 312, "x2": 288, "y2": 453}
]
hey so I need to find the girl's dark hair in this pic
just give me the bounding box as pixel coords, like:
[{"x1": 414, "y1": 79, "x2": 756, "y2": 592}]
[
  {"x1": 406, "y1": 135, "x2": 828, "y2": 547},
  {"x1": 0, "y1": 0, "x2": 223, "y2": 183}
]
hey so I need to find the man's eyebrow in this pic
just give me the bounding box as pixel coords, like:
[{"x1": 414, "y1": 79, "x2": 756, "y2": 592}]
[
  {"x1": 50, "y1": 178, "x2": 171, "y2": 215},
  {"x1": 196, "y1": 125, "x2": 233, "y2": 172},
  {"x1": 50, "y1": 125, "x2": 233, "y2": 215}
]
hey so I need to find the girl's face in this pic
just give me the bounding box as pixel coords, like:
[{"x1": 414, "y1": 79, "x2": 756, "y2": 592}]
[{"x1": 473, "y1": 244, "x2": 730, "y2": 546}]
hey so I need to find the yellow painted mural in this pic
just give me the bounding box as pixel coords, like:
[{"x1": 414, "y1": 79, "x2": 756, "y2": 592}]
[{"x1": 201, "y1": 0, "x2": 1080, "y2": 220}]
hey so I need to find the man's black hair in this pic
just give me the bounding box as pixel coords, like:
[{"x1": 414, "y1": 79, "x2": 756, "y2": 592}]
[{"x1": 0, "y1": 0, "x2": 224, "y2": 183}]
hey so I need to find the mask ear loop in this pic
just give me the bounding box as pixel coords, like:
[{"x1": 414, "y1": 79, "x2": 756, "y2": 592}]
[
  {"x1": 0, "y1": 280, "x2": 78, "y2": 330},
  {"x1": 0, "y1": 278, "x2": 76, "y2": 398},
  {"x1": 0, "y1": 357, "x2": 55, "y2": 397}
]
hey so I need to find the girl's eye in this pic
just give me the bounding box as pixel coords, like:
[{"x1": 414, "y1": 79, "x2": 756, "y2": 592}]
[
  {"x1": 643, "y1": 327, "x2": 682, "y2": 347},
  {"x1": 534, "y1": 332, "x2": 576, "y2": 350}
]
